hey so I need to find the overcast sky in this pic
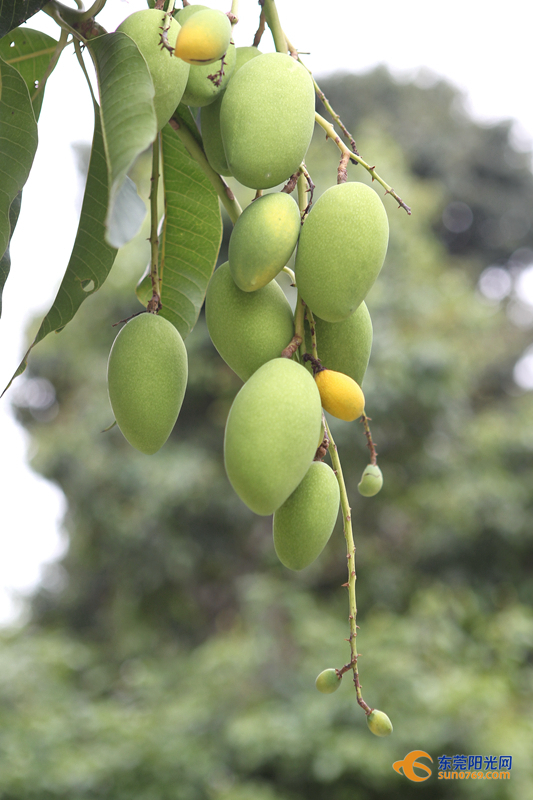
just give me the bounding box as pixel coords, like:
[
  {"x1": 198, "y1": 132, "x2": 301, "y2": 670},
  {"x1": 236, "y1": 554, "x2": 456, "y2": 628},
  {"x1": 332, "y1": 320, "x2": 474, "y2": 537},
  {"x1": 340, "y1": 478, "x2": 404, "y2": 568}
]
[{"x1": 1, "y1": 0, "x2": 533, "y2": 624}]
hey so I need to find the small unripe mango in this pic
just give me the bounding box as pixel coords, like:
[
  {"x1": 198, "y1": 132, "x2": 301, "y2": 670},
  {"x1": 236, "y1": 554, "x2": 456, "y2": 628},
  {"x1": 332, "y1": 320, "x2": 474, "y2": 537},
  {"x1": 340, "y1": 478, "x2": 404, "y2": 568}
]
[
  {"x1": 107, "y1": 313, "x2": 188, "y2": 454},
  {"x1": 305, "y1": 302, "x2": 373, "y2": 387},
  {"x1": 296, "y1": 182, "x2": 389, "y2": 322},
  {"x1": 315, "y1": 668, "x2": 341, "y2": 694},
  {"x1": 174, "y1": 8, "x2": 231, "y2": 65},
  {"x1": 273, "y1": 461, "x2": 340, "y2": 570},
  {"x1": 358, "y1": 464, "x2": 383, "y2": 497},
  {"x1": 224, "y1": 359, "x2": 322, "y2": 515},
  {"x1": 229, "y1": 193, "x2": 301, "y2": 291},
  {"x1": 117, "y1": 10, "x2": 189, "y2": 131},
  {"x1": 205, "y1": 262, "x2": 294, "y2": 381},
  {"x1": 181, "y1": 41, "x2": 236, "y2": 108},
  {"x1": 315, "y1": 369, "x2": 365, "y2": 421},
  {"x1": 200, "y1": 46, "x2": 261, "y2": 174},
  {"x1": 367, "y1": 709, "x2": 393, "y2": 737},
  {"x1": 220, "y1": 52, "x2": 315, "y2": 189}
]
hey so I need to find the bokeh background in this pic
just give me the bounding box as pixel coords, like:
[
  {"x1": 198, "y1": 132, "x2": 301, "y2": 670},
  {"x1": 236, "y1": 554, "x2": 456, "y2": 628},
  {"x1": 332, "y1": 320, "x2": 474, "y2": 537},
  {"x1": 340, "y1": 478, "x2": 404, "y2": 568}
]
[{"x1": 1, "y1": 0, "x2": 533, "y2": 797}]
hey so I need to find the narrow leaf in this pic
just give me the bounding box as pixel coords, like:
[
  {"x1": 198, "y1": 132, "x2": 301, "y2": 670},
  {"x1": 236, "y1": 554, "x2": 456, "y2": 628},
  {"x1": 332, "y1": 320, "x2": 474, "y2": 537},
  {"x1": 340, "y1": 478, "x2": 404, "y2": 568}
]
[
  {"x1": 153, "y1": 125, "x2": 222, "y2": 338},
  {"x1": 0, "y1": 0, "x2": 48, "y2": 39},
  {"x1": 0, "y1": 191, "x2": 20, "y2": 315},
  {"x1": 0, "y1": 27, "x2": 58, "y2": 119},
  {"x1": 4, "y1": 105, "x2": 118, "y2": 393},
  {"x1": 0, "y1": 56, "x2": 38, "y2": 262},
  {"x1": 88, "y1": 33, "x2": 157, "y2": 248}
]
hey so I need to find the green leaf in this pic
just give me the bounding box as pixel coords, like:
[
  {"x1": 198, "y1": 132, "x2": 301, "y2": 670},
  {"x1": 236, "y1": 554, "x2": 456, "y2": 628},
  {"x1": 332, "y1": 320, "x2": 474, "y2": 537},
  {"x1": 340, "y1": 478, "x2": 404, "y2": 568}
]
[
  {"x1": 3, "y1": 105, "x2": 118, "y2": 393},
  {"x1": 0, "y1": 56, "x2": 38, "y2": 265},
  {"x1": 0, "y1": 27, "x2": 59, "y2": 119},
  {"x1": 0, "y1": 0, "x2": 48, "y2": 38},
  {"x1": 152, "y1": 125, "x2": 222, "y2": 338},
  {"x1": 0, "y1": 191, "x2": 20, "y2": 315},
  {"x1": 88, "y1": 33, "x2": 158, "y2": 248}
]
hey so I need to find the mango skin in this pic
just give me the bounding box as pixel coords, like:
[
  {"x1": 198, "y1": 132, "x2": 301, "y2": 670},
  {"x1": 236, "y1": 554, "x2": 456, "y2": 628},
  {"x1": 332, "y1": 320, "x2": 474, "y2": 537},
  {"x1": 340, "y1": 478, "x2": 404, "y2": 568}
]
[
  {"x1": 367, "y1": 709, "x2": 393, "y2": 737},
  {"x1": 229, "y1": 193, "x2": 301, "y2": 291},
  {"x1": 181, "y1": 41, "x2": 236, "y2": 108},
  {"x1": 358, "y1": 464, "x2": 383, "y2": 497},
  {"x1": 220, "y1": 52, "x2": 315, "y2": 189},
  {"x1": 296, "y1": 182, "x2": 389, "y2": 322},
  {"x1": 174, "y1": 8, "x2": 231, "y2": 65},
  {"x1": 224, "y1": 359, "x2": 322, "y2": 515},
  {"x1": 205, "y1": 262, "x2": 294, "y2": 381},
  {"x1": 107, "y1": 313, "x2": 188, "y2": 455},
  {"x1": 315, "y1": 668, "x2": 341, "y2": 694},
  {"x1": 117, "y1": 10, "x2": 189, "y2": 132},
  {"x1": 273, "y1": 460, "x2": 340, "y2": 569},
  {"x1": 200, "y1": 46, "x2": 262, "y2": 175},
  {"x1": 305, "y1": 302, "x2": 372, "y2": 387},
  {"x1": 315, "y1": 369, "x2": 365, "y2": 421}
]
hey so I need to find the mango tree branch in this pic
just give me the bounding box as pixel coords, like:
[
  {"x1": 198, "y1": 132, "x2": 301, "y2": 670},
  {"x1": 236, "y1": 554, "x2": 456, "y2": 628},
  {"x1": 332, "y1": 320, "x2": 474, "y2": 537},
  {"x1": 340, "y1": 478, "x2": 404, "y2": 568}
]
[
  {"x1": 261, "y1": 0, "x2": 287, "y2": 54},
  {"x1": 168, "y1": 116, "x2": 242, "y2": 224},
  {"x1": 315, "y1": 112, "x2": 412, "y2": 214}
]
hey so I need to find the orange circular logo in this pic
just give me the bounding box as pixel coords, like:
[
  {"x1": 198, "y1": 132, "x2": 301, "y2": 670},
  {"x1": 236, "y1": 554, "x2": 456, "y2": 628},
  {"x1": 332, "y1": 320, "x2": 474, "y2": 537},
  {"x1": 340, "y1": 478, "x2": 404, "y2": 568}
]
[{"x1": 393, "y1": 750, "x2": 433, "y2": 782}]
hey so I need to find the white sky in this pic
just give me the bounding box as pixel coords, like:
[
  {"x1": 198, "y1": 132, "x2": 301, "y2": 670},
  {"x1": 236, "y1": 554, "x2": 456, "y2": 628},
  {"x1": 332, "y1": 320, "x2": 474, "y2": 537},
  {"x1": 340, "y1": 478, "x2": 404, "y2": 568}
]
[{"x1": 1, "y1": 0, "x2": 533, "y2": 624}]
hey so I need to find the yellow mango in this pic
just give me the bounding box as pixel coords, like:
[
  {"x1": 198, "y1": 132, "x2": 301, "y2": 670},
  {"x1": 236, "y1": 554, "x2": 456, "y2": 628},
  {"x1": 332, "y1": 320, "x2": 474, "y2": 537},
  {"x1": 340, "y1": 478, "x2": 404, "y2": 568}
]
[
  {"x1": 107, "y1": 313, "x2": 188, "y2": 454},
  {"x1": 315, "y1": 369, "x2": 365, "y2": 421},
  {"x1": 304, "y1": 302, "x2": 373, "y2": 387},
  {"x1": 205, "y1": 262, "x2": 294, "y2": 381},
  {"x1": 200, "y1": 46, "x2": 262, "y2": 175},
  {"x1": 174, "y1": 8, "x2": 231, "y2": 65},
  {"x1": 229, "y1": 193, "x2": 301, "y2": 291},
  {"x1": 220, "y1": 52, "x2": 315, "y2": 189},
  {"x1": 273, "y1": 461, "x2": 340, "y2": 570},
  {"x1": 296, "y1": 182, "x2": 389, "y2": 322},
  {"x1": 224, "y1": 359, "x2": 322, "y2": 515},
  {"x1": 117, "y1": 9, "x2": 189, "y2": 132}
]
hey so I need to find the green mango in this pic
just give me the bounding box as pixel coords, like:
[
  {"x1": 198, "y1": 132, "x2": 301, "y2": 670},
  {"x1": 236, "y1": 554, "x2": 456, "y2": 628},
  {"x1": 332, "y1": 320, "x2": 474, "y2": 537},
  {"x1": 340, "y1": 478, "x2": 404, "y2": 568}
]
[
  {"x1": 107, "y1": 313, "x2": 188, "y2": 454},
  {"x1": 315, "y1": 668, "x2": 341, "y2": 694},
  {"x1": 200, "y1": 46, "x2": 262, "y2": 175},
  {"x1": 117, "y1": 9, "x2": 189, "y2": 132},
  {"x1": 220, "y1": 52, "x2": 315, "y2": 189},
  {"x1": 304, "y1": 301, "x2": 373, "y2": 386},
  {"x1": 273, "y1": 460, "x2": 340, "y2": 569},
  {"x1": 296, "y1": 182, "x2": 389, "y2": 322},
  {"x1": 229, "y1": 193, "x2": 301, "y2": 291},
  {"x1": 358, "y1": 464, "x2": 383, "y2": 497},
  {"x1": 181, "y1": 40, "x2": 236, "y2": 108},
  {"x1": 367, "y1": 709, "x2": 393, "y2": 737},
  {"x1": 205, "y1": 262, "x2": 294, "y2": 381},
  {"x1": 224, "y1": 359, "x2": 322, "y2": 515}
]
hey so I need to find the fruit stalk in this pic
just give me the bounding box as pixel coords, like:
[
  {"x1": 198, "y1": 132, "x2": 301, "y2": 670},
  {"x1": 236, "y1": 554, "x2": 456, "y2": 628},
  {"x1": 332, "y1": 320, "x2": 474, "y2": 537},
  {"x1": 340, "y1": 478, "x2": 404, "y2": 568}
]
[
  {"x1": 148, "y1": 135, "x2": 162, "y2": 313},
  {"x1": 323, "y1": 417, "x2": 371, "y2": 715},
  {"x1": 261, "y1": 0, "x2": 288, "y2": 54}
]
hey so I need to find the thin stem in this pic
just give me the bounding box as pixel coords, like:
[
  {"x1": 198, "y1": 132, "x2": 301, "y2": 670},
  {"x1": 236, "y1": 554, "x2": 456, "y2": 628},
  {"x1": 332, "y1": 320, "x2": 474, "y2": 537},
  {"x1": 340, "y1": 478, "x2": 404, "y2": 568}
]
[
  {"x1": 229, "y1": 0, "x2": 239, "y2": 28},
  {"x1": 261, "y1": 0, "x2": 287, "y2": 53},
  {"x1": 282, "y1": 266, "x2": 295, "y2": 284},
  {"x1": 30, "y1": 29, "x2": 69, "y2": 104},
  {"x1": 168, "y1": 116, "x2": 242, "y2": 224},
  {"x1": 148, "y1": 135, "x2": 162, "y2": 314},
  {"x1": 324, "y1": 417, "x2": 371, "y2": 715},
  {"x1": 304, "y1": 305, "x2": 318, "y2": 360},
  {"x1": 294, "y1": 293, "x2": 305, "y2": 343},
  {"x1": 73, "y1": 38, "x2": 97, "y2": 105},
  {"x1": 361, "y1": 413, "x2": 378, "y2": 465},
  {"x1": 315, "y1": 112, "x2": 412, "y2": 215}
]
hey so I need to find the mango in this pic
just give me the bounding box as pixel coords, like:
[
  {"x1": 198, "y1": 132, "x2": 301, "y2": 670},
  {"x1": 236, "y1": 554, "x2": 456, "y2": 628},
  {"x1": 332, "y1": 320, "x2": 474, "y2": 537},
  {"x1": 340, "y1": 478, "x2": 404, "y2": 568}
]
[
  {"x1": 181, "y1": 41, "x2": 236, "y2": 108},
  {"x1": 315, "y1": 668, "x2": 341, "y2": 694},
  {"x1": 224, "y1": 359, "x2": 322, "y2": 515},
  {"x1": 304, "y1": 302, "x2": 373, "y2": 387},
  {"x1": 117, "y1": 9, "x2": 189, "y2": 132},
  {"x1": 358, "y1": 464, "x2": 383, "y2": 497},
  {"x1": 200, "y1": 46, "x2": 262, "y2": 175},
  {"x1": 315, "y1": 369, "x2": 365, "y2": 421},
  {"x1": 296, "y1": 182, "x2": 389, "y2": 322},
  {"x1": 174, "y1": 8, "x2": 231, "y2": 65},
  {"x1": 367, "y1": 709, "x2": 393, "y2": 737},
  {"x1": 107, "y1": 313, "x2": 188, "y2": 454},
  {"x1": 273, "y1": 460, "x2": 340, "y2": 569},
  {"x1": 220, "y1": 52, "x2": 315, "y2": 189},
  {"x1": 205, "y1": 262, "x2": 295, "y2": 381},
  {"x1": 229, "y1": 193, "x2": 301, "y2": 291}
]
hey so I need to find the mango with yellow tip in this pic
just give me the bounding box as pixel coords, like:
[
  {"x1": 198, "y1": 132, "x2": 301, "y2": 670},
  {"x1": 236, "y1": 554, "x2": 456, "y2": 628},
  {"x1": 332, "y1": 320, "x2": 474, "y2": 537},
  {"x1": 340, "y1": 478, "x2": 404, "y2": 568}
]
[
  {"x1": 273, "y1": 461, "x2": 340, "y2": 570},
  {"x1": 315, "y1": 368, "x2": 365, "y2": 421},
  {"x1": 107, "y1": 313, "x2": 188, "y2": 454},
  {"x1": 174, "y1": 8, "x2": 231, "y2": 65},
  {"x1": 229, "y1": 193, "x2": 301, "y2": 291},
  {"x1": 224, "y1": 359, "x2": 322, "y2": 515}
]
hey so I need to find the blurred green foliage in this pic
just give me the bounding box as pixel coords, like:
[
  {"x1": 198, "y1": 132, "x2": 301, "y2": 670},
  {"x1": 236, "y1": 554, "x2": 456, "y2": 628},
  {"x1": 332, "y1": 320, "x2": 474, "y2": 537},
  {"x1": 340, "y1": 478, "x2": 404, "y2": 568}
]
[{"x1": 5, "y1": 67, "x2": 533, "y2": 799}]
